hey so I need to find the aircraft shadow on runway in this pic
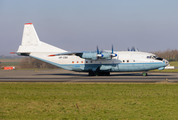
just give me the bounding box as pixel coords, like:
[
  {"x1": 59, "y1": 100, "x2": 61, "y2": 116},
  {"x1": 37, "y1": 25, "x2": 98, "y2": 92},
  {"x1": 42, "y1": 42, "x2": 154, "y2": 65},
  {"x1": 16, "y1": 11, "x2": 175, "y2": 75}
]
[
  {"x1": 36, "y1": 73, "x2": 172, "y2": 77},
  {"x1": 111, "y1": 73, "x2": 171, "y2": 76},
  {"x1": 36, "y1": 73, "x2": 87, "y2": 76}
]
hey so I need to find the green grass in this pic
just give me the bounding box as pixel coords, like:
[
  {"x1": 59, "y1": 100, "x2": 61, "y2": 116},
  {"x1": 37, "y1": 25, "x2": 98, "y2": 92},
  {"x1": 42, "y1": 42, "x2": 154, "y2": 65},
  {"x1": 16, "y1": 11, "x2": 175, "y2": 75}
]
[
  {"x1": 152, "y1": 69, "x2": 178, "y2": 72},
  {"x1": 1, "y1": 62, "x2": 19, "y2": 66},
  {"x1": 170, "y1": 61, "x2": 178, "y2": 67},
  {"x1": 1, "y1": 83, "x2": 178, "y2": 119},
  {"x1": 0, "y1": 58, "x2": 22, "y2": 66}
]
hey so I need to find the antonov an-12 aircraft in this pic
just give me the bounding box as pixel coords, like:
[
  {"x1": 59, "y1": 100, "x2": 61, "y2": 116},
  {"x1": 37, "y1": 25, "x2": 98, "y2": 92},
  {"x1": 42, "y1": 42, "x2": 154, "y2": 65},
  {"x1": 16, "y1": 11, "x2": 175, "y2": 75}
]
[{"x1": 15, "y1": 23, "x2": 169, "y2": 76}]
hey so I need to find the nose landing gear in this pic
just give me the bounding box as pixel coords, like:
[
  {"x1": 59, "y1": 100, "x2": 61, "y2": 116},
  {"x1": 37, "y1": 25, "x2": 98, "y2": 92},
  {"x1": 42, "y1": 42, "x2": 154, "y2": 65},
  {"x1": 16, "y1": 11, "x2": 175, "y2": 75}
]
[{"x1": 143, "y1": 72, "x2": 148, "y2": 76}]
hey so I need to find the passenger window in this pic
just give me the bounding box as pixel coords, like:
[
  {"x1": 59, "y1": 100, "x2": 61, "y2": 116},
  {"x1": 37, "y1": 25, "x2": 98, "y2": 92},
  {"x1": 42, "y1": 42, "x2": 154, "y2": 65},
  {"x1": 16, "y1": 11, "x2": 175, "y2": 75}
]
[
  {"x1": 86, "y1": 61, "x2": 88, "y2": 63},
  {"x1": 123, "y1": 60, "x2": 125, "y2": 62},
  {"x1": 81, "y1": 61, "x2": 83, "y2": 63},
  {"x1": 77, "y1": 61, "x2": 79, "y2": 63},
  {"x1": 91, "y1": 61, "x2": 92, "y2": 63},
  {"x1": 133, "y1": 60, "x2": 135, "y2": 62},
  {"x1": 127, "y1": 60, "x2": 129, "y2": 62},
  {"x1": 72, "y1": 61, "x2": 74, "y2": 63}
]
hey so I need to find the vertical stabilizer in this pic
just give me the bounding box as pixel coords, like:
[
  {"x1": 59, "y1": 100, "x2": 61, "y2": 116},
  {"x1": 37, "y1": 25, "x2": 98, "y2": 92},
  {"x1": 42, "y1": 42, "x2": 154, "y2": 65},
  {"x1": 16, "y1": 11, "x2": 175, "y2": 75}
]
[
  {"x1": 17, "y1": 23, "x2": 67, "y2": 53},
  {"x1": 21, "y1": 23, "x2": 40, "y2": 46}
]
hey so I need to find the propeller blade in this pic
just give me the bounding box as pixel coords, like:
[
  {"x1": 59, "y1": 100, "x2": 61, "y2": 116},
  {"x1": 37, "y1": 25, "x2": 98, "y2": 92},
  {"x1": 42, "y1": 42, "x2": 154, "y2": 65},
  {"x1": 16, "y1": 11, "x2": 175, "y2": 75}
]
[
  {"x1": 131, "y1": 47, "x2": 135, "y2": 51},
  {"x1": 111, "y1": 45, "x2": 117, "y2": 58},
  {"x1": 112, "y1": 45, "x2": 114, "y2": 54},
  {"x1": 100, "y1": 50, "x2": 103, "y2": 54},
  {"x1": 96, "y1": 46, "x2": 103, "y2": 58},
  {"x1": 97, "y1": 46, "x2": 99, "y2": 54}
]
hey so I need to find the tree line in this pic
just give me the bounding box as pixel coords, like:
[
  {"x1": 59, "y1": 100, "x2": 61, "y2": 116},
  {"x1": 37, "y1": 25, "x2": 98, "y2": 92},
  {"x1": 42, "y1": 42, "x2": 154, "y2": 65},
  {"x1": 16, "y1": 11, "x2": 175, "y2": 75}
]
[
  {"x1": 152, "y1": 49, "x2": 178, "y2": 61},
  {"x1": 19, "y1": 57, "x2": 58, "y2": 69}
]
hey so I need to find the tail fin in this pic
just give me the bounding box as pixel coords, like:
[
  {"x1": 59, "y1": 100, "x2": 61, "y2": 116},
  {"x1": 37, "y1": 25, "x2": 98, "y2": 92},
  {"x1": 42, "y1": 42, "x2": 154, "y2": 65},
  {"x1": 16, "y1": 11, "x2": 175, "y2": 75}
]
[
  {"x1": 21, "y1": 23, "x2": 40, "y2": 46},
  {"x1": 17, "y1": 23, "x2": 67, "y2": 54}
]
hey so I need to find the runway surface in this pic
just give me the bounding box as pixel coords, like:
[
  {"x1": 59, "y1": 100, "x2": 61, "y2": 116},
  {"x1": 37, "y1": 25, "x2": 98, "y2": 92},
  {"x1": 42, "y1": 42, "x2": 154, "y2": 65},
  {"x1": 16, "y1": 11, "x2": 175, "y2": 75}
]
[{"x1": 0, "y1": 69, "x2": 178, "y2": 83}]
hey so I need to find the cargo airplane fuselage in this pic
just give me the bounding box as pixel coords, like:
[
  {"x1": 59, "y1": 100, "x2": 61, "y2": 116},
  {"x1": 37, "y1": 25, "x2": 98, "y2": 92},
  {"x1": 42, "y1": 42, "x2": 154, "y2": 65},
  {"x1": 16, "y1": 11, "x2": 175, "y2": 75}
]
[{"x1": 16, "y1": 23, "x2": 169, "y2": 76}]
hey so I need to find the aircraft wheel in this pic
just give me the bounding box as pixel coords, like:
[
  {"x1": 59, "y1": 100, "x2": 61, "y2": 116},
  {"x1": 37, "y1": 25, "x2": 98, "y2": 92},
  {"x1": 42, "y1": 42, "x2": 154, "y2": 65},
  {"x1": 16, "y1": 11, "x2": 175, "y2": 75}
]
[
  {"x1": 143, "y1": 72, "x2": 148, "y2": 76},
  {"x1": 98, "y1": 72, "x2": 103, "y2": 76},
  {"x1": 106, "y1": 72, "x2": 110, "y2": 76},
  {"x1": 89, "y1": 71, "x2": 95, "y2": 76},
  {"x1": 95, "y1": 72, "x2": 99, "y2": 76},
  {"x1": 101, "y1": 72, "x2": 110, "y2": 76}
]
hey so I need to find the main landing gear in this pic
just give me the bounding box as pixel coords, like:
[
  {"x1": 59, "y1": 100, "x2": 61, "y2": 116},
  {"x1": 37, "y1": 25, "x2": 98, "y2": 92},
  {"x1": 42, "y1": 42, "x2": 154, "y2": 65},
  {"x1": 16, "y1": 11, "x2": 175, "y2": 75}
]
[
  {"x1": 88, "y1": 71, "x2": 110, "y2": 76},
  {"x1": 142, "y1": 72, "x2": 148, "y2": 76}
]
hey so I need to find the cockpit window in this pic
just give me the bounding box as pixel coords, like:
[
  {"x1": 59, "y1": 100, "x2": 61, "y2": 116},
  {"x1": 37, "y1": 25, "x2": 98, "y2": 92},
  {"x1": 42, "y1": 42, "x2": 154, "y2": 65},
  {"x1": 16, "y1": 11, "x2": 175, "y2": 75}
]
[
  {"x1": 147, "y1": 56, "x2": 151, "y2": 58},
  {"x1": 151, "y1": 55, "x2": 157, "y2": 59},
  {"x1": 150, "y1": 55, "x2": 163, "y2": 61}
]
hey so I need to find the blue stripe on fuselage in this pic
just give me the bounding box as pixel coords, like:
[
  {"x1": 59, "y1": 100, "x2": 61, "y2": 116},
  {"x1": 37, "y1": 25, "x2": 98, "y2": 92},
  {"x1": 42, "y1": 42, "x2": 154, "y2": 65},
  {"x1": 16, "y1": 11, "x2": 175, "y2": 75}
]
[{"x1": 30, "y1": 55, "x2": 166, "y2": 72}]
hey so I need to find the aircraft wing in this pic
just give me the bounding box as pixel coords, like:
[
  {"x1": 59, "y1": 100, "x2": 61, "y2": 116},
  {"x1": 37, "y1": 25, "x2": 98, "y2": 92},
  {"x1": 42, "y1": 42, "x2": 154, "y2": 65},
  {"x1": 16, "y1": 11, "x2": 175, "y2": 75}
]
[
  {"x1": 48, "y1": 51, "x2": 84, "y2": 56},
  {"x1": 49, "y1": 46, "x2": 117, "y2": 60}
]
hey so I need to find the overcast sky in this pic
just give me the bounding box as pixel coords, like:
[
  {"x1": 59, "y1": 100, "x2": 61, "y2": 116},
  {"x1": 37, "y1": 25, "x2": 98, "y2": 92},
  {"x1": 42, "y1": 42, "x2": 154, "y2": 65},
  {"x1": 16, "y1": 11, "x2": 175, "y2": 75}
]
[{"x1": 0, "y1": 0, "x2": 178, "y2": 55}]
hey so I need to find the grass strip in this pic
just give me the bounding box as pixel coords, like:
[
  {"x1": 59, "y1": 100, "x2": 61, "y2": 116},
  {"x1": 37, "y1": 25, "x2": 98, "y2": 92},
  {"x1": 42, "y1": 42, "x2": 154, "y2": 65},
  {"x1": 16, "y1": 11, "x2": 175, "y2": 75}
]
[{"x1": 1, "y1": 83, "x2": 178, "y2": 119}]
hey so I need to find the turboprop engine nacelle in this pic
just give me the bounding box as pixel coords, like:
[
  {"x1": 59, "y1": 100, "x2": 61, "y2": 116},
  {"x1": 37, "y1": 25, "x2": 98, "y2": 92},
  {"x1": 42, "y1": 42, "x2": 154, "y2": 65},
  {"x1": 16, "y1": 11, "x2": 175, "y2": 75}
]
[
  {"x1": 100, "y1": 52, "x2": 117, "y2": 59},
  {"x1": 101, "y1": 52, "x2": 112, "y2": 59},
  {"x1": 81, "y1": 52, "x2": 98, "y2": 60},
  {"x1": 77, "y1": 51, "x2": 117, "y2": 60}
]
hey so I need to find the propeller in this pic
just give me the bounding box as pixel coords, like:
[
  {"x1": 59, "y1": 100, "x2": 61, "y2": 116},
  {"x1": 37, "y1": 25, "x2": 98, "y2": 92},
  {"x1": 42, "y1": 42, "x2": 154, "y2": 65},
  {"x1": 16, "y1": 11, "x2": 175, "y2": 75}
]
[
  {"x1": 131, "y1": 47, "x2": 135, "y2": 51},
  {"x1": 111, "y1": 45, "x2": 117, "y2": 58},
  {"x1": 97, "y1": 46, "x2": 99, "y2": 54},
  {"x1": 97, "y1": 45, "x2": 117, "y2": 59},
  {"x1": 96, "y1": 46, "x2": 103, "y2": 57},
  {"x1": 129, "y1": 47, "x2": 139, "y2": 52},
  {"x1": 112, "y1": 45, "x2": 114, "y2": 54}
]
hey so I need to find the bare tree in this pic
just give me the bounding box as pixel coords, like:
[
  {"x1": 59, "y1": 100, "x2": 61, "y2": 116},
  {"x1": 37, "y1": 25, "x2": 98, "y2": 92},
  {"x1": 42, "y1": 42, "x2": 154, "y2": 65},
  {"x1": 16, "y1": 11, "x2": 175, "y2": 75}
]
[
  {"x1": 153, "y1": 49, "x2": 178, "y2": 61},
  {"x1": 19, "y1": 57, "x2": 58, "y2": 69}
]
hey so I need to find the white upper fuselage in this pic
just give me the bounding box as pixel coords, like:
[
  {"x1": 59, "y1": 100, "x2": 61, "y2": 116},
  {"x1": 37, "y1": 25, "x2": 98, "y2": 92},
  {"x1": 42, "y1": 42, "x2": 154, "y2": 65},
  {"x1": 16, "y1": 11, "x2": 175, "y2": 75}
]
[
  {"x1": 17, "y1": 23, "x2": 168, "y2": 73},
  {"x1": 29, "y1": 50, "x2": 167, "y2": 72},
  {"x1": 35, "y1": 51, "x2": 159, "y2": 65}
]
